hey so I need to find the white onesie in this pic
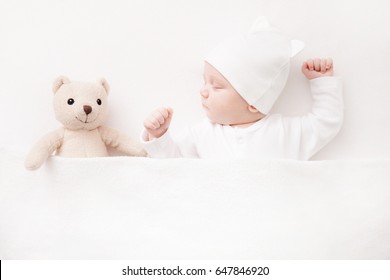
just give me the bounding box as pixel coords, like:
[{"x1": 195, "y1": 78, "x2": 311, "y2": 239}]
[{"x1": 142, "y1": 77, "x2": 343, "y2": 160}]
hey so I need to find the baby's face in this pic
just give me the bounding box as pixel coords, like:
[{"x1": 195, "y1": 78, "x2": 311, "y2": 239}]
[{"x1": 200, "y1": 62, "x2": 262, "y2": 126}]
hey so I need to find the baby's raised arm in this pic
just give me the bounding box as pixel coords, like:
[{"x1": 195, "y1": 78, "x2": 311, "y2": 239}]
[
  {"x1": 285, "y1": 57, "x2": 343, "y2": 159},
  {"x1": 143, "y1": 107, "x2": 173, "y2": 141},
  {"x1": 302, "y1": 58, "x2": 333, "y2": 80}
]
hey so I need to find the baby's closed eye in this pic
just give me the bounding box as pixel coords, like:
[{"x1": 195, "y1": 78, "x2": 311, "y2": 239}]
[
  {"x1": 212, "y1": 80, "x2": 226, "y2": 89},
  {"x1": 213, "y1": 84, "x2": 224, "y2": 89}
]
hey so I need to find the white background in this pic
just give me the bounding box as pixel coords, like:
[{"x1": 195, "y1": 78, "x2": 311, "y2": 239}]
[{"x1": 0, "y1": 0, "x2": 389, "y2": 159}]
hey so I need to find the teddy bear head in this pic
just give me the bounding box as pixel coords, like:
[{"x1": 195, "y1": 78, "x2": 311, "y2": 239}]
[{"x1": 52, "y1": 76, "x2": 110, "y2": 130}]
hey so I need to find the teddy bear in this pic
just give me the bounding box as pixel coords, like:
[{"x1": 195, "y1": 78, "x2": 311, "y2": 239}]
[{"x1": 24, "y1": 76, "x2": 146, "y2": 170}]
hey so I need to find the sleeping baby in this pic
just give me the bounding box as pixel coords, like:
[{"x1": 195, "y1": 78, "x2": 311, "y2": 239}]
[{"x1": 141, "y1": 17, "x2": 343, "y2": 159}]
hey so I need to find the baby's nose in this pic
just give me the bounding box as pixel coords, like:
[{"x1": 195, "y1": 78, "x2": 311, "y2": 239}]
[
  {"x1": 200, "y1": 86, "x2": 209, "y2": 98},
  {"x1": 83, "y1": 105, "x2": 92, "y2": 115}
]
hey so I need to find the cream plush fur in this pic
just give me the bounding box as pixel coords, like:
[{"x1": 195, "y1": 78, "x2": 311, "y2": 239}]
[{"x1": 24, "y1": 76, "x2": 146, "y2": 170}]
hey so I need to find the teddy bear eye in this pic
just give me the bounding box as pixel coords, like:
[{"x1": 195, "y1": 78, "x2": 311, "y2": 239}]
[
  {"x1": 97, "y1": 99, "x2": 102, "y2": 105},
  {"x1": 67, "y1": 98, "x2": 74, "y2": 105}
]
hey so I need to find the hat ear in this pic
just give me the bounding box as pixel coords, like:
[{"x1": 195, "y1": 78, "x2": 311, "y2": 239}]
[
  {"x1": 98, "y1": 78, "x2": 110, "y2": 95},
  {"x1": 53, "y1": 76, "x2": 70, "y2": 94},
  {"x1": 290, "y1": 40, "x2": 305, "y2": 58},
  {"x1": 250, "y1": 16, "x2": 271, "y2": 34}
]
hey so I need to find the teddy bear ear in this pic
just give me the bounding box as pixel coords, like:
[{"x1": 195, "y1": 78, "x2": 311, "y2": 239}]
[
  {"x1": 99, "y1": 78, "x2": 110, "y2": 95},
  {"x1": 52, "y1": 76, "x2": 70, "y2": 94}
]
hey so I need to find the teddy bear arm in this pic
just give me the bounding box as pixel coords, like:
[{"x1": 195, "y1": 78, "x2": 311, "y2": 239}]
[
  {"x1": 24, "y1": 128, "x2": 64, "y2": 170},
  {"x1": 99, "y1": 126, "x2": 146, "y2": 156}
]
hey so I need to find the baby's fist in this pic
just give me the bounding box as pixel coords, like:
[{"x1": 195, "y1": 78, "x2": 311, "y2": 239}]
[
  {"x1": 143, "y1": 107, "x2": 173, "y2": 141},
  {"x1": 302, "y1": 58, "x2": 334, "y2": 80}
]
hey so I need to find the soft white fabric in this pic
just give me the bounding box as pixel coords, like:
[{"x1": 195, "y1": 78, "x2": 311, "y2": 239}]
[
  {"x1": 1, "y1": 149, "x2": 389, "y2": 259},
  {"x1": 205, "y1": 17, "x2": 304, "y2": 114},
  {"x1": 143, "y1": 77, "x2": 343, "y2": 159}
]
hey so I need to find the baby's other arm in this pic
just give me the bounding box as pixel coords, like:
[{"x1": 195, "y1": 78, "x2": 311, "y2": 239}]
[
  {"x1": 143, "y1": 107, "x2": 173, "y2": 141},
  {"x1": 142, "y1": 107, "x2": 197, "y2": 158}
]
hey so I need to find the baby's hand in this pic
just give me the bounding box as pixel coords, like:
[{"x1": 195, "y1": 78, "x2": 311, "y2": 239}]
[
  {"x1": 143, "y1": 107, "x2": 173, "y2": 141},
  {"x1": 302, "y1": 58, "x2": 334, "y2": 80}
]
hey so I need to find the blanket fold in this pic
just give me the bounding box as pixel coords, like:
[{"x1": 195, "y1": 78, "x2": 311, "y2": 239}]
[{"x1": 1, "y1": 149, "x2": 389, "y2": 259}]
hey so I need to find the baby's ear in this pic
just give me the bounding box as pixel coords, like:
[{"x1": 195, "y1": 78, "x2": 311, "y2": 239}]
[
  {"x1": 248, "y1": 105, "x2": 259, "y2": 113},
  {"x1": 98, "y1": 78, "x2": 110, "y2": 95},
  {"x1": 290, "y1": 40, "x2": 305, "y2": 58},
  {"x1": 52, "y1": 76, "x2": 70, "y2": 94}
]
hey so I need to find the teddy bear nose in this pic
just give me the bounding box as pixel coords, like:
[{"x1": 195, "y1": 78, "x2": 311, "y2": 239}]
[{"x1": 83, "y1": 105, "x2": 92, "y2": 115}]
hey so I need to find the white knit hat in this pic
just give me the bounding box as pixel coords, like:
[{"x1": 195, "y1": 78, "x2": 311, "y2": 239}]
[{"x1": 205, "y1": 17, "x2": 304, "y2": 114}]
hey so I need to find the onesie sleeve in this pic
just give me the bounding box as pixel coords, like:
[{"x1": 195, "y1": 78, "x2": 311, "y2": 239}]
[
  {"x1": 282, "y1": 77, "x2": 343, "y2": 159},
  {"x1": 140, "y1": 127, "x2": 199, "y2": 158}
]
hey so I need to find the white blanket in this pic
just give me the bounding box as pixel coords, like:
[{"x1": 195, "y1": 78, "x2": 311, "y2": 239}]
[{"x1": 1, "y1": 149, "x2": 389, "y2": 259}]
